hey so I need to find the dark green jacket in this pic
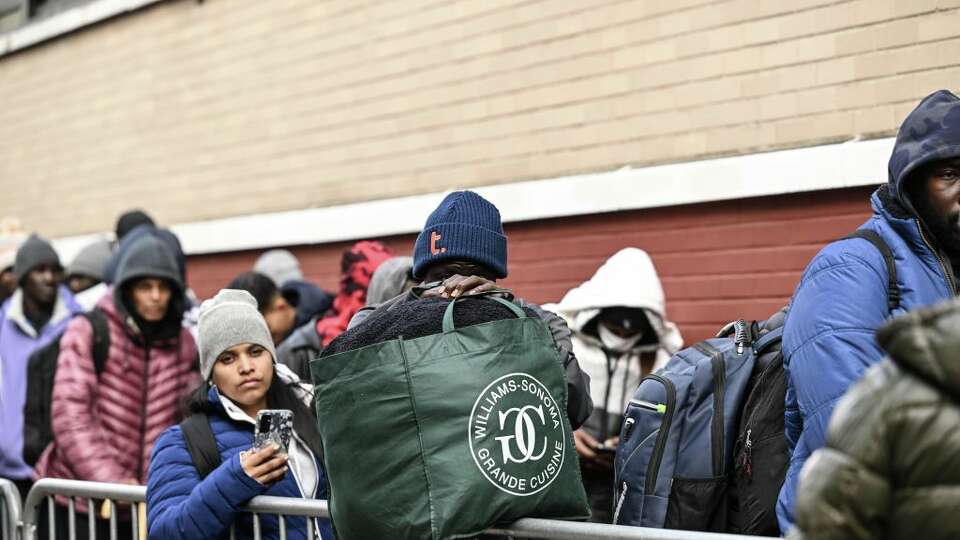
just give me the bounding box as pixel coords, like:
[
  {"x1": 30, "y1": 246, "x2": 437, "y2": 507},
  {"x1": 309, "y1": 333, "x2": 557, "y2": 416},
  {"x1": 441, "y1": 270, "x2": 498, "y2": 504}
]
[{"x1": 789, "y1": 299, "x2": 960, "y2": 540}]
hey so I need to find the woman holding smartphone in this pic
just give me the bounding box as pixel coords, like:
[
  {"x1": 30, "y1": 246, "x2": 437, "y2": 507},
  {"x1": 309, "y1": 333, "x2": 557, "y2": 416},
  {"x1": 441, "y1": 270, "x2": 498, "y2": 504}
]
[{"x1": 146, "y1": 289, "x2": 333, "y2": 540}]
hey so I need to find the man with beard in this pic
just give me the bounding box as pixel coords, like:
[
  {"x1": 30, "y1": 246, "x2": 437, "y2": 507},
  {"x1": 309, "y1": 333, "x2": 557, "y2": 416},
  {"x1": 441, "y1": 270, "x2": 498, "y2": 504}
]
[
  {"x1": 0, "y1": 235, "x2": 81, "y2": 499},
  {"x1": 777, "y1": 89, "x2": 960, "y2": 533}
]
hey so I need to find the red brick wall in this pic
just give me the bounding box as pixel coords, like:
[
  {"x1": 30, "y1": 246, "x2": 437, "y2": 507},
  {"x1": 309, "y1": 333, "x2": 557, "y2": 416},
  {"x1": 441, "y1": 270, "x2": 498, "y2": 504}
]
[{"x1": 187, "y1": 185, "x2": 875, "y2": 344}]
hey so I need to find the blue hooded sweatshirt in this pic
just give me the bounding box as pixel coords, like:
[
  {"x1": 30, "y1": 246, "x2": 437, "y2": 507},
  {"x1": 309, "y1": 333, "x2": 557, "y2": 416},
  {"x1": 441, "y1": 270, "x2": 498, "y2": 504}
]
[{"x1": 777, "y1": 89, "x2": 960, "y2": 532}]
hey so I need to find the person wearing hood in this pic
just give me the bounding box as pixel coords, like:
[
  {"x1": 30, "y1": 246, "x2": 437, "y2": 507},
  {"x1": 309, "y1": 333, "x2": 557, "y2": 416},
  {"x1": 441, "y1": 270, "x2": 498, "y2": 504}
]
[
  {"x1": 114, "y1": 209, "x2": 155, "y2": 241},
  {"x1": 254, "y1": 249, "x2": 333, "y2": 329},
  {"x1": 277, "y1": 241, "x2": 393, "y2": 380},
  {"x1": 33, "y1": 234, "x2": 198, "y2": 537},
  {"x1": 365, "y1": 256, "x2": 416, "y2": 306},
  {"x1": 147, "y1": 289, "x2": 332, "y2": 540},
  {"x1": 0, "y1": 234, "x2": 81, "y2": 498},
  {"x1": 103, "y1": 224, "x2": 205, "y2": 341},
  {"x1": 787, "y1": 299, "x2": 960, "y2": 540},
  {"x1": 777, "y1": 89, "x2": 960, "y2": 532},
  {"x1": 348, "y1": 191, "x2": 594, "y2": 430},
  {"x1": 66, "y1": 239, "x2": 113, "y2": 311},
  {"x1": 545, "y1": 248, "x2": 683, "y2": 523}
]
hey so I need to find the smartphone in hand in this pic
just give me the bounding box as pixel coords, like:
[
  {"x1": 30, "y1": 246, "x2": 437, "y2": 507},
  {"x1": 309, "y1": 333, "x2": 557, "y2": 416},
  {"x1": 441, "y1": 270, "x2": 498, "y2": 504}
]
[
  {"x1": 595, "y1": 443, "x2": 617, "y2": 455},
  {"x1": 254, "y1": 409, "x2": 294, "y2": 453}
]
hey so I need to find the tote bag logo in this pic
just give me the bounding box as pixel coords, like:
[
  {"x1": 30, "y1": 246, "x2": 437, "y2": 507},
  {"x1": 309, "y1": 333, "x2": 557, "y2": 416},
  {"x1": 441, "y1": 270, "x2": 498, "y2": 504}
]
[{"x1": 469, "y1": 373, "x2": 565, "y2": 496}]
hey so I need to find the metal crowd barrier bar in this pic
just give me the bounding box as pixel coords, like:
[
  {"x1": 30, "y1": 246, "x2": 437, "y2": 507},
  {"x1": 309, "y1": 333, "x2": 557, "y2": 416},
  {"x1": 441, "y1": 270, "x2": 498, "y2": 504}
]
[
  {"x1": 21, "y1": 478, "x2": 146, "y2": 540},
  {"x1": 19, "y1": 479, "x2": 779, "y2": 540},
  {"x1": 1, "y1": 478, "x2": 23, "y2": 540}
]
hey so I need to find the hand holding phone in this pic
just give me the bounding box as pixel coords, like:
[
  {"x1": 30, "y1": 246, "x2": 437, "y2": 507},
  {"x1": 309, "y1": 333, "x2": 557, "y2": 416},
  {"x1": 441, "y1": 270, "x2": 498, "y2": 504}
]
[
  {"x1": 241, "y1": 444, "x2": 288, "y2": 486},
  {"x1": 595, "y1": 444, "x2": 617, "y2": 455}
]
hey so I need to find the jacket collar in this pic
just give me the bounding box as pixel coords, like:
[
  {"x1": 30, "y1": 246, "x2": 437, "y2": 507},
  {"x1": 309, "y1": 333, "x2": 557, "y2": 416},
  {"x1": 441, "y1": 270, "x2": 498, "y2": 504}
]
[
  {"x1": 5, "y1": 287, "x2": 74, "y2": 339},
  {"x1": 873, "y1": 185, "x2": 957, "y2": 292},
  {"x1": 209, "y1": 386, "x2": 257, "y2": 426}
]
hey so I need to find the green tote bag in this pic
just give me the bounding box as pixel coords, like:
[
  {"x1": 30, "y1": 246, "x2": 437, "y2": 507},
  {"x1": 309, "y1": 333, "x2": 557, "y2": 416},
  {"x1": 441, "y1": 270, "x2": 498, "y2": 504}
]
[{"x1": 311, "y1": 294, "x2": 590, "y2": 539}]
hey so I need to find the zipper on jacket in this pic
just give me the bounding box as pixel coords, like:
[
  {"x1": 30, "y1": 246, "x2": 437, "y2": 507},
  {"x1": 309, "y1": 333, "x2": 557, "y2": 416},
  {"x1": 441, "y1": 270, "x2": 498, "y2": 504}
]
[
  {"x1": 643, "y1": 374, "x2": 676, "y2": 494},
  {"x1": 917, "y1": 219, "x2": 957, "y2": 294},
  {"x1": 135, "y1": 346, "x2": 150, "y2": 481}
]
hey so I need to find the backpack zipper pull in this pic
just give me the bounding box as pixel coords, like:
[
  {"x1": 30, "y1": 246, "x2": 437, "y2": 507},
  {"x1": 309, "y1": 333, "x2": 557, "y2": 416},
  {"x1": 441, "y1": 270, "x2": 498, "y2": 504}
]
[
  {"x1": 743, "y1": 428, "x2": 753, "y2": 480},
  {"x1": 623, "y1": 417, "x2": 636, "y2": 439}
]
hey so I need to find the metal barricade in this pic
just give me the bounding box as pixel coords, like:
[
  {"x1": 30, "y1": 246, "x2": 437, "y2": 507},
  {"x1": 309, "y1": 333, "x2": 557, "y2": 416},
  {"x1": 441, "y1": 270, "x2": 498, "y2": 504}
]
[
  {"x1": 21, "y1": 478, "x2": 146, "y2": 540},
  {"x1": 19, "y1": 479, "x2": 779, "y2": 540},
  {"x1": 0, "y1": 478, "x2": 23, "y2": 540}
]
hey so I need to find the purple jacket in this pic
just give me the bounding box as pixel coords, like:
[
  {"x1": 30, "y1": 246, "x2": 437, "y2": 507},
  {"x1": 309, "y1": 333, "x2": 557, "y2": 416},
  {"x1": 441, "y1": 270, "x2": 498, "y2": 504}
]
[{"x1": 0, "y1": 287, "x2": 81, "y2": 480}]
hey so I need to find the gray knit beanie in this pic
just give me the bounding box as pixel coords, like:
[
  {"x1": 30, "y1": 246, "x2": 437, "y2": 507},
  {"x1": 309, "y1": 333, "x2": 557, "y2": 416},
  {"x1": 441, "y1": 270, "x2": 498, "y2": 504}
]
[
  {"x1": 13, "y1": 234, "x2": 61, "y2": 284},
  {"x1": 67, "y1": 239, "x2": 112, "y2": 281},
  {"x1": 254, "y1": 249, "x2": 303, "y2": 286},
  {"x1": 198, "y1": 289, "x2": 277, "y2": 381}
]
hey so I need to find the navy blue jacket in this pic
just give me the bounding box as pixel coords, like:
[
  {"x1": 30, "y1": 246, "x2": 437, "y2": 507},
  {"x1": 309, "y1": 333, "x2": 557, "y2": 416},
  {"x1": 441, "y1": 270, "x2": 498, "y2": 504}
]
[
  {"x1": 777, "y1": 90, "x2": 960, "y2": 532},
  {"x1": 146, "y1": 388, "x2": 333, "y2": 540}
]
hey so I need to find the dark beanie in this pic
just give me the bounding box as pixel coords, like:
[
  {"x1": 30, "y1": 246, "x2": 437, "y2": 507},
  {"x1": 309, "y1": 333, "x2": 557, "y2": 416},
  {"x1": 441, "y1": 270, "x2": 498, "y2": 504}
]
[
  {"x1": 13, "y1": 234, "x2": 61, "y2": 283},
  {"x1": 115, "y1": 210, "x2": 155, "y2": 240},
  {"x1": 412, "y1": 191, "x2": 507, "y2": 280}
]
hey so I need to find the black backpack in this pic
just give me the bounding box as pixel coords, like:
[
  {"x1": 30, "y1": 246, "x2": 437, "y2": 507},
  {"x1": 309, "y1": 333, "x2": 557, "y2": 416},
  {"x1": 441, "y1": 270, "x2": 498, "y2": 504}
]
[
  {"x1": 180, "y1": 413, "x2": 220, "y2": 479},
  {"x1": 22, "y1": 309, "x2": 110, "y2": 466},
  {"x1": 726, "y1": 229, "x2": 900, "y2": 535}
]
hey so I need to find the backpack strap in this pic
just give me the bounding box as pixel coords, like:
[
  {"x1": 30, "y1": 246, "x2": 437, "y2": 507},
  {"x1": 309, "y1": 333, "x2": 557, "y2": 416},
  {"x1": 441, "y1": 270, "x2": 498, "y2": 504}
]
[
  {"x1": 843, "y1": 229, "x2": 901, "y2": 311},
  {"x1": 753, "y1": 326, "x2": 784, "y2": 356},
  {"x1": 181, "y1": 413, "x2": 221, "y2": 480},
  {"x1": 81, "y1": 309, "x2": 111, "y2": 376}
]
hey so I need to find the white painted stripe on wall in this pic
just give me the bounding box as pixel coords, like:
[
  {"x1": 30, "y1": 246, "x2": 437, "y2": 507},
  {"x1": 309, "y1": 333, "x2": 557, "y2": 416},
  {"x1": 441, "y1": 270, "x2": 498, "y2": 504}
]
[
  {"x1": 52, "y1": 137, "x2": 895, "y2": 261},
  {"x1": 0, "y1": 0, "x2": 165, "y2": 56}
]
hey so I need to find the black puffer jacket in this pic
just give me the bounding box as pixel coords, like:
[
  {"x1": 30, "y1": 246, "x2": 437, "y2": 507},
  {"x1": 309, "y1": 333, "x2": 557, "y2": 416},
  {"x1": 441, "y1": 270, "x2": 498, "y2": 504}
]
[{"x1": 789, "y1": 298, "x2": 960, "y2": 540}]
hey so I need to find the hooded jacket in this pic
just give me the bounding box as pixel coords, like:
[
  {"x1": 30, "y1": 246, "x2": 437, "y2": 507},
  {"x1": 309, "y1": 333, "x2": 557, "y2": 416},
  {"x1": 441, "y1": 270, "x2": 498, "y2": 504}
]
[
  {"x1": 788, "y1": 299, "x2": 960, "y2": 540},
  {"x1": 277, "y1": 241, "x2": 393, "y2": 380},
  {"x1": 34, "y1": 236, "x2": 198, "y2": 491},
  {"x1": 0, "y1": 287, "x2": 81, "y2": 480},
  {"x1": 365, "y1": 256, "x2": 415, "y2": 307},
  {"x1": 777, "y1": 90, "x2": 960, "y2": 531},
  {"x1": 545, "y1": 248, "x2": 683, "y2": 441}
]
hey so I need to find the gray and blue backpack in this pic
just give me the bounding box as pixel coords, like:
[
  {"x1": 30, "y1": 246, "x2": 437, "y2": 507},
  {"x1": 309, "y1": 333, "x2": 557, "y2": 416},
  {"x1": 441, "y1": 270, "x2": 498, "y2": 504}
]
[
  {"x1": 612, "y1": 312, "x2": 786, "y2": 535},
  {"x1": 613, "y1": 228, "x2": 901, "y2": 535}
]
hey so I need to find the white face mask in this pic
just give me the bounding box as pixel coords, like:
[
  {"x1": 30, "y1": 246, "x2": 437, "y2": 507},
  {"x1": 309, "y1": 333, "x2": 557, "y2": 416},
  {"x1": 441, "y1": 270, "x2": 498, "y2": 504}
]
[{"x1": 598, "y1": 323, "x2": 645, "y2": 353}]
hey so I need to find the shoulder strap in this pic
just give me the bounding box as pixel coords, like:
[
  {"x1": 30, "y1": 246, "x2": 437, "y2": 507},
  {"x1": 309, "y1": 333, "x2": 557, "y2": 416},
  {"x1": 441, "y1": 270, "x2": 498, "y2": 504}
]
[
  {"x1": 81, "y1": 309, "x2": 111, "y2": 376},
  {"x1": 181, "y1": 413, "x2": 221, "y2": 480},
  {"x1": 843, "y1": 229, "x2": 901, "y2": 311}
]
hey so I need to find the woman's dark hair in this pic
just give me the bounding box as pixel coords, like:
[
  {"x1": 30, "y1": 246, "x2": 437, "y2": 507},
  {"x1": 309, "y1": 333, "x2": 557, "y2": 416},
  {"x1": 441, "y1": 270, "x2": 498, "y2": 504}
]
[
  {"x1": 226, "y1": 272, "x2": 278, "y2": 315},
  {"x1": 183, "y1": 371, "x2": 324, "y2": 460}
]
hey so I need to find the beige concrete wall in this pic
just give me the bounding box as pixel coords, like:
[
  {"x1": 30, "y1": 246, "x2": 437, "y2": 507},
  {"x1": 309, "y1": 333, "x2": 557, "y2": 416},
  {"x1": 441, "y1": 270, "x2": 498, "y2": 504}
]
[{"x1": 1, "y1": 0, "x2": 959, "y2": 237}]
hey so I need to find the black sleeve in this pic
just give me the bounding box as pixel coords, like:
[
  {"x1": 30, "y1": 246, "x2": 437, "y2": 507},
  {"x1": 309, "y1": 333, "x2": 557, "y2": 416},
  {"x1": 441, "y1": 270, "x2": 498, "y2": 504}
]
[{"x1": 518, "y1": 300, "x2": 594, "y2": 430}]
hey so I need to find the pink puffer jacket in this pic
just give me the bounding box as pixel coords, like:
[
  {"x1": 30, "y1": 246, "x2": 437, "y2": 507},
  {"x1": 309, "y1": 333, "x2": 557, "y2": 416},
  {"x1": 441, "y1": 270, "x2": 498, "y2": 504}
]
[{"x1": 35, "y1": 292, "x2": 199, "y2": 485}]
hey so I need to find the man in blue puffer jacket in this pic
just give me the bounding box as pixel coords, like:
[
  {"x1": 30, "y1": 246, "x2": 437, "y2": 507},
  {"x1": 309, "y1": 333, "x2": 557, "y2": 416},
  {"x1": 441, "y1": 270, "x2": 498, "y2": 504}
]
[{"x1": 777, "y1": 89, "x2": 960, "y2": 532}]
